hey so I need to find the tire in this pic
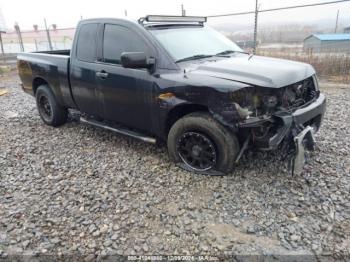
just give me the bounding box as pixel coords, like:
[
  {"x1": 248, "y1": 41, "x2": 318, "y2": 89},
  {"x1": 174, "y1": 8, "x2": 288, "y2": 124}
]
[
  {"x1": 35, "y1": 85, "x2": 68, "y2": 127},
  {"x1": 167, "y1": 112, "x2": 240, "y2": 175}
]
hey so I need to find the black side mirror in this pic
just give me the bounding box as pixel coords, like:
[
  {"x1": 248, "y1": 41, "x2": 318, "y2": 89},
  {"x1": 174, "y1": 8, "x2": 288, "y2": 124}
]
[{"x1": 121, "y1": 52, "x2": 155, "y2": 69}]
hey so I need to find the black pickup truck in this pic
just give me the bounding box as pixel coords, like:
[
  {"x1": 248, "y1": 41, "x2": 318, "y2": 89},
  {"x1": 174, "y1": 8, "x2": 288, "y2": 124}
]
[{"x1": 17, "y1": 15, "x2": 326, "y2": 175}]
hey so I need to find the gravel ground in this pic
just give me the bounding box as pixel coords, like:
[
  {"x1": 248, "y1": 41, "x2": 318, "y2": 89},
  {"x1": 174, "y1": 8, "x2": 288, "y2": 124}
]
[{"x1": 0, "y1": 70, "x2": 349, "y2": 260}]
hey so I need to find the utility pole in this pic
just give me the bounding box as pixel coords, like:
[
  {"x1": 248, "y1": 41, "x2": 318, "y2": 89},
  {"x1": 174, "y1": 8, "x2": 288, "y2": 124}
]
[
  {"x1": 334, "y1": 10, "x2": 339, "y2": 33},
  {"x1": 181, "y1": 4, "x2": 186, "y2": 16},
  {"x1": 14, "y1": 23, "x2": 24, "y2": 52},
  {"x1": 253, "y1": 0, "x2": 259, "y2": 54},
  {"x1": 44, "y1": 18, "x2": 53, "y2": 51},
  {"x1": 125, "y1": 10, "x2": 128, "y2": 17}
]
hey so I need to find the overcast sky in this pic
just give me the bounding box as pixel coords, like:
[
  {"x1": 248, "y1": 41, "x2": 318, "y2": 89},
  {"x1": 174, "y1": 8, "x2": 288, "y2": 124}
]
[{"x1": 0, "y1": 0, "x2": 349, "y2": 30}]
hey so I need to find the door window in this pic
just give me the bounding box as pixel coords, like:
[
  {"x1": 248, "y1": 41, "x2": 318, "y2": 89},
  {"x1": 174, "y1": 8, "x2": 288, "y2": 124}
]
[
  {"x1": 76, "y1": 23, "x2": 98, "y2": 62},
  {"x1": 103, "y1": 24, "x2": 148, "y2": 64}
]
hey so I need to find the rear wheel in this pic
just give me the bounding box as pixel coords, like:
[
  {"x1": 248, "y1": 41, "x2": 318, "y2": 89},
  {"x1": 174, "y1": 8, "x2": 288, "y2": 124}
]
[
  {"x1": 167, "y1": 112, "x2": 240, "y2": 174},
  {"x1": 36, "y1": 85, "x2": 68, "y2": 127}
]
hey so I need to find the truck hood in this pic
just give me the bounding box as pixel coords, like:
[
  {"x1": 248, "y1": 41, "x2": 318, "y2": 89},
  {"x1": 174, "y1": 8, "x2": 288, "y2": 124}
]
[{"x1": 182, "y1": 54, "x2": 315, "y2": 88}]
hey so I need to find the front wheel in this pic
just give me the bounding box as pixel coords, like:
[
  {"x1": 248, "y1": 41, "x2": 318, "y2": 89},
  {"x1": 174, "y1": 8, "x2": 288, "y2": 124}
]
[{"x1": 167, "y1": 112, "x2": 240, "y2": 175}]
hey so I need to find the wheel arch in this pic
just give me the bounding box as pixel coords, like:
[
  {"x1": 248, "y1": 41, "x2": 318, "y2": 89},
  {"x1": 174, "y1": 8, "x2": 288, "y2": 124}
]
[
  {"x1": 165, "y1": 103, "x2": 209, "y2": 136},
  {"x1": 32, "y1": 77, "x2": 49, "y2": 95},
  {"x1": 32, "y1": 77, "x2": 67, "y2": 108}
]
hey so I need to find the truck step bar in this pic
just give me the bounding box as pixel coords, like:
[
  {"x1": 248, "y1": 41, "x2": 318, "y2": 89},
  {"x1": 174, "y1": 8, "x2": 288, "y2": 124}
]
[{"x1": 80, "y1": 117, "x2": 157, "y2": 144}]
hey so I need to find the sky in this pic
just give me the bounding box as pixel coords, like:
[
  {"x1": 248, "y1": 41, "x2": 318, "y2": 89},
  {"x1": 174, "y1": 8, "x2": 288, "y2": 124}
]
[{"x1": 0, "y1": 0, "x2": 349, "y2": 31}]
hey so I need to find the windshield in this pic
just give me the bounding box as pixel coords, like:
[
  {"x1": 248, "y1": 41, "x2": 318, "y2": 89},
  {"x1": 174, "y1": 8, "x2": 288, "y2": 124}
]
[{"x1": 149, "y1": 26, "x2": 243, "y2": 62}]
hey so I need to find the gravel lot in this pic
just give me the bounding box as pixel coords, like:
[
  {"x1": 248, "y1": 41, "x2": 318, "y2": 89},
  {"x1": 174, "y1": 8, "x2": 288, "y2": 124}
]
[{"x1": 0, "y1": 70, "x2": 349, "y2": 260}]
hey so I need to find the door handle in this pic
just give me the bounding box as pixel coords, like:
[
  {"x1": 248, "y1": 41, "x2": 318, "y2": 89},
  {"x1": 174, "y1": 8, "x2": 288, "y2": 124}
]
[{"x1": 96, "y1": 71, "x2": 109, "y2": 79}]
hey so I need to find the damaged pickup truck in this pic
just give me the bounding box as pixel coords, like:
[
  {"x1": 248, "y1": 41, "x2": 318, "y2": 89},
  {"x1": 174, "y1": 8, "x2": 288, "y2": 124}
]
[{"x1": 17, "y1": 15, "x2": 326, "y2": 175}]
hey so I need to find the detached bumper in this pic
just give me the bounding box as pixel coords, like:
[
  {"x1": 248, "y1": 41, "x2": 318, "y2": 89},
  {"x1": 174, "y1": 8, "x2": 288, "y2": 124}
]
[
  {"x1": 270, "y1": 93, "x2": 326, "y2": 149},
  {"x1": 239, "y1": 93, "x2": 326, "y2": 150}
]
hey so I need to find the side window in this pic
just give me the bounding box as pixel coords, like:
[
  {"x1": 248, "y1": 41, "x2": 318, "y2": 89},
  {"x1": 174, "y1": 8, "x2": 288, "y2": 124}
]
[
  {"x1": 103, "y1": 24, "x2": 148, "y2": 64},
  {"x1": 76, "y1": 23, "x2": 98, "y2": 62}
]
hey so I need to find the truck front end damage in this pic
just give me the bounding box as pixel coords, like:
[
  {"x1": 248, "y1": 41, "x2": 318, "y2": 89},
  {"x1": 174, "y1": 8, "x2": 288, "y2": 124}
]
[{"x1": 232, "y1": 76, "x2": 326, "y2": 175}]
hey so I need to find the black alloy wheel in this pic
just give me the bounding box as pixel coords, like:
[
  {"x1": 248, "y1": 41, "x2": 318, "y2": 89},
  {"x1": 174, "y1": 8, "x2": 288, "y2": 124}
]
[
  {"x1": 167, "y1": 112, "x2": 240, "y2": 175},
  {"x1": 177, "y1": 131, "x2": 217, "y2": 171}
]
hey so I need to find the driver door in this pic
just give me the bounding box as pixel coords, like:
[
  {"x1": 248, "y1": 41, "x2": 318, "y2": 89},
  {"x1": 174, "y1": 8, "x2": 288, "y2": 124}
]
[{"x1": 96, "y1": 24, "x2": 155, "y2": 131}]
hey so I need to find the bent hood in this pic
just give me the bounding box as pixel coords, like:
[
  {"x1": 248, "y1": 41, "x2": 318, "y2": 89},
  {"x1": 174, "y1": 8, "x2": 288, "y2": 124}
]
[{"x1": 183, "y1": 54, "x2": 315, "y2": 88}]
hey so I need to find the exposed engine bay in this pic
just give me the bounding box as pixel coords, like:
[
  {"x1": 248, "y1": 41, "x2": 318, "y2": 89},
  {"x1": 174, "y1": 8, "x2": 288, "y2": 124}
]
[
  {"x1": 233, "y1": 76, "x2": 318, "y2": 119},
  {"x1": 232, "y1": 76, "x2": 325, "y2": 175}
]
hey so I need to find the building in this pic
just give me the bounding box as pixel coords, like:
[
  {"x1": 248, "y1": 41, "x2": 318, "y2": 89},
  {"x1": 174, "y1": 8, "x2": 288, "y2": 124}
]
[
  {"x1": 344, "y1": 27, "x2": 350, "y2": 33},
  {"x1": 303, "y1": 34, "x2": 350, "y2": 52}
]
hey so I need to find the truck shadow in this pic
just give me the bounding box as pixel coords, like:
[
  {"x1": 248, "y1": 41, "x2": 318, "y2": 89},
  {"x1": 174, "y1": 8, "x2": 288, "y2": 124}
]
[{"x1": 66, "y1": 113, "x2": 315, "y2": 182}]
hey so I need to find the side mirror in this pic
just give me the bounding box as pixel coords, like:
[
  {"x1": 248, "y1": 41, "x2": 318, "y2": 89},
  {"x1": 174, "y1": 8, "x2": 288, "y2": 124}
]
[{"x1": 121, "y1": 52, "x2": 155, "y2": 69}]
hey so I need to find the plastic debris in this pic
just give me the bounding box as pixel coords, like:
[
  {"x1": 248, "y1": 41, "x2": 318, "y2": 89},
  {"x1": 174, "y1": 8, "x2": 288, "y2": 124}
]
[{"x1": 0, "y1": 89, "x2": 8, "y2": 96}]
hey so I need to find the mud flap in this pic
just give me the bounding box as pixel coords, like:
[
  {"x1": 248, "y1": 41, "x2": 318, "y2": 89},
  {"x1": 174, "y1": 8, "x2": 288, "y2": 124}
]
[{"x1": 290, "y1": 126, "x2": 316, "y2": 175}]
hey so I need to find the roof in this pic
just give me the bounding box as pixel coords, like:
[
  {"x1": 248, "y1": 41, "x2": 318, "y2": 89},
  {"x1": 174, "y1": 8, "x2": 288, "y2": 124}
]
[{"x1": 305, "y1": 34, "x2": 350, "y2": 41}]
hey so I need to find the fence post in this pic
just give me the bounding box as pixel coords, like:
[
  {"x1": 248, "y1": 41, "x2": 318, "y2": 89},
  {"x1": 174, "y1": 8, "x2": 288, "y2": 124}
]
[
  {"x1": 34, "y1": 39, "x2": 38, "y2": 51},
  {"x1": 0, "y1": 31, "x2": 4, "y2": 55},
  {"x1": 253, "y1": 0, "x2": 259, "y2": 54},
  {"x1": 0, "y1": 31, "x2": 5, "y2": 63},
  {"x1": 44, "y1": 18, "x2": 53, "y2": 51},
  {"x1": 181, "y1": 4, "x2": 186, "y2": 16},
  {"x1": 14, "y1": 23, "x2": 24, "y2": 52}
]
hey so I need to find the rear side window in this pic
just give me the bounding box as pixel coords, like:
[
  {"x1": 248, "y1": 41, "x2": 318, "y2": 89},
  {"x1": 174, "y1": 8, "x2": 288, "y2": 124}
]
[
  {"x1": 76, "y1": 23, "x2": 98, "y2": 62},
  {"x1": 103, "y1": 24, "x2": 148, "y2": 64}
]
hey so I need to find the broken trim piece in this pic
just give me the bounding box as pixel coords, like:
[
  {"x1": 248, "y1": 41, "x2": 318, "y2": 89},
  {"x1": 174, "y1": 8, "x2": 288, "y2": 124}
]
[{"x1": 292, "y1": 125, "x2": 315, "y2": 175}]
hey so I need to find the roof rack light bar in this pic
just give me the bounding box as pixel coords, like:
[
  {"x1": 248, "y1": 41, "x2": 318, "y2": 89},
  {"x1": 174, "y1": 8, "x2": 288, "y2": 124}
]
[{"x1": 145, "y1": 15, "x2": 207, "y2": 23}]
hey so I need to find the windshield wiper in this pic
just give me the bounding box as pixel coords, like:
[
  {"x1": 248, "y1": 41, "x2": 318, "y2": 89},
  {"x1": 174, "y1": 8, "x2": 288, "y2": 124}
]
[
  {"x1": 176, "y1": 54, "x2": 213, "y2": 63},
  {"x1": 215, "y1": 50, "x2": 249, "y2": 56},
  {"x1": 215, "y1": 50, "x2": 236, "y2": 56}
]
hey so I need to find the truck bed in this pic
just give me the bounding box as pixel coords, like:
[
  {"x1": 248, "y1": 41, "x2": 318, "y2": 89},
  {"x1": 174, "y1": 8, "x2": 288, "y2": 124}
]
[{"x1": 17, "y1": 50, "x2": 75, "y2": 109}]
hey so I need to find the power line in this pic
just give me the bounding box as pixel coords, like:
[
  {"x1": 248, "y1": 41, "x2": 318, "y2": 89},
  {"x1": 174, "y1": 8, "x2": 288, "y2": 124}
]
[{"x1": 207, "y1": 0, "x2": 350, "y2": 18}]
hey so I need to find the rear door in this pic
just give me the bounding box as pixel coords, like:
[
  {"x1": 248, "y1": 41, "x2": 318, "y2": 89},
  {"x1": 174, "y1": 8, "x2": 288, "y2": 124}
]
[
  {"x1": 70, "y1": 23, "x2": 103, "y2": 117},
  {"x1": 96, "y1": 23, "x2": 156, "y2": 131}
]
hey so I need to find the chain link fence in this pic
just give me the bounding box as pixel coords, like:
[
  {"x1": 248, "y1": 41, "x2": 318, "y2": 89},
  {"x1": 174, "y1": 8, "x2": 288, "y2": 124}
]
[
  {"x1": 208, "y1": 0, "x2": 350, "y2": 83},
  {"x1": 0, "y1": 27, "x2": 74, "y2": 53}
]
